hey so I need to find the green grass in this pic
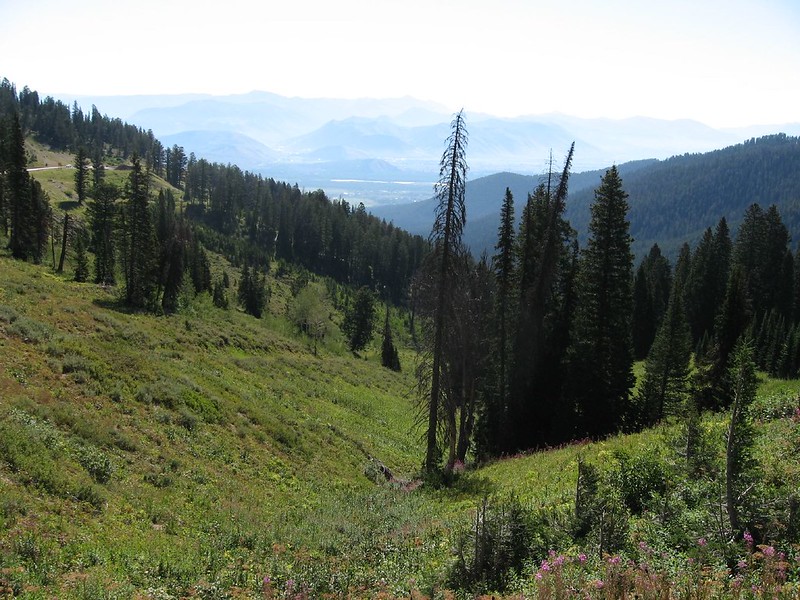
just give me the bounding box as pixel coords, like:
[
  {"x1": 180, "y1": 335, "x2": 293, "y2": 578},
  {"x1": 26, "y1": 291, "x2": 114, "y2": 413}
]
[{"x1": 2, "y1": 238, "x2": 800, "y2": 598}]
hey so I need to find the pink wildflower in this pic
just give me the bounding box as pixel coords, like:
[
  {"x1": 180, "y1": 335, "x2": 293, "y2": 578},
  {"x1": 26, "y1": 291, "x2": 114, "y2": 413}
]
[
  {"x1": 578, "y1": 553, "x2": 587, "y2": 564},
  {"x1": 608, "y1": 555, "x2": 621, "y2": 565},
  {"x1": 594, "y1": 579, "x2": 605, "y2": 589},
  {"x1": 540, "y1": 559, "x2": 551, "y2": 572},
  {"x1": 697, "y1": 537, "x2": 707, "y2": 547},
  {"x1": 535, "y1": 572, "x2": 543, "y2": 581},
  {"x1": 764, "y1": 545, "x2": 776, "y2": 557},
  {"x1": 744, "y1": 531, "x2": 754, "y2": 548},
  {"x1": 737, "y1": 559, "x2": 748, "y2": 570}
]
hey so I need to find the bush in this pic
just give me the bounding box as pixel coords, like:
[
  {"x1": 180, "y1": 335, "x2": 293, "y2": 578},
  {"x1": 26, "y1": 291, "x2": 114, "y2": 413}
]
[{"x1": 448, "y1": 494, "x2": 532, "y2": 593}]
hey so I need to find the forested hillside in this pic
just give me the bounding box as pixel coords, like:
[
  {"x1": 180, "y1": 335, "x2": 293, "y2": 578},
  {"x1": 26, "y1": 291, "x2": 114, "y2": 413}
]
[
  {"x1": 375, "y1": 136, "x2": 800, "y2": 261},
  {"x1": 1, "y1": 78, "x2": 800, "y2": 598}
]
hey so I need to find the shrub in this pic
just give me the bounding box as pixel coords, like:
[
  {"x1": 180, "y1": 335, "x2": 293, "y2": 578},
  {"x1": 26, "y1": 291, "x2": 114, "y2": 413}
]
[{"x1": 448, "y1": 494, "x2": 532, "y2": 593}]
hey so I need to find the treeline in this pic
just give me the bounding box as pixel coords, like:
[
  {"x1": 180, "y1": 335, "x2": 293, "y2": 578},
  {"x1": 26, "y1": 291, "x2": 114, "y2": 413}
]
[
  {"x1": 182, "y1": 160, "x2": 426, "y2": 304},
  {"x1": 0, "y1": 78, "x2": 426, "y2": 306},
  {"x1": 417, "y1": 114, "x2": 800, "y2": 473}
]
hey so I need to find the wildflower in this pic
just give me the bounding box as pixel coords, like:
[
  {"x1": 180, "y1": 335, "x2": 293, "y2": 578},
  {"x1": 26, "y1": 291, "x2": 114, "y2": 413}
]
[
  {"x1": 697, "y1": 537, "x2": 707, "y2": 547},
  {"x1": 744, "y1": 531, "x2": 754, "y2": 548},
  {"x1": 608, "y1": 555, "x2": 621, "y2": 565},
  {"x1": 540, "y1": 559, "x2": 551, "y2": 572},
  {"x1": 578, "y1": 553, "x2": 587, "y2": 564},
  {"x1": 737, "y1": 559, "x2": 748, "y2": 570},
  {"x1": 535, "y1": 572, "x2": 543, "y2": 581},
  {"x1": 763, "y1": 545, "x2": 776, "y2": 557},
  {"x1": 553, "y1": 554, "x2": 565, "y2": 567},
  {"x1": 594, "y1": 579, "x2": 605, "y2": 589}
]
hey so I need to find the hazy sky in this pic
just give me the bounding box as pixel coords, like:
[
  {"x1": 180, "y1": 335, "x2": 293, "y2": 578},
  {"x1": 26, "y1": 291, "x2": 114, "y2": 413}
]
[{"x1": 1, "y1": 0, "x2": 798, "y2": 127}]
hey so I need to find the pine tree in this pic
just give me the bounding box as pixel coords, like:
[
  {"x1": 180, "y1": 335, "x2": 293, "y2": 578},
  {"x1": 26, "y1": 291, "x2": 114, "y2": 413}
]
[
  {"x1": 420, "y1": 110, "x2": 468, "y2": 475},
  {"x1": 88, "y1": 182, "x2": 118, "y2": 285},
  {"x1": 381, "y1": 308, "x2": 401, "y2": 371},
  {"x1": 120, "y1": 155, "x2": 154, "y2": 308},
  {"x1": 567, "y1": 166, "x2": 634, "y2": 437},
  {"x1": 493, "y1": 187, "x2": 515, "y2": 414},
  {"x1": 505, "y1": 146, "x2": 575, "y2": 450},
  {"x1": 73, "y1": 224, "x2": 89, "y2": 282},
  {"x1": 635, "y1": 273, "x2": 692, "y2": 427},
  {"x1": 725, "y1": 339, "x2": 757, "y2": 538},
  {"x1": 73, "y1": 146, "x2": 89, "y2": 205},
  {"x1": 342, "y1": 286, "x2": 377, "y2": 352},
  {"x1": 6, "y1": 111, "x2": 40, "y2": 261}
]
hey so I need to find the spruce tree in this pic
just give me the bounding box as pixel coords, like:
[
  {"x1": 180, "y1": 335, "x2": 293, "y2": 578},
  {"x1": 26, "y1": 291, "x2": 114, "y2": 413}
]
[
  {"x1": 567, "y1": 166, "x2": 634, "y2": 437},
  {"x1": 635, "y1": 272, "x2": 692, "y2": 427},
  {"x1": 73, "y1": 225, "x2": 89, "y2": 282},
  {"x1": 88, "y1": 182, "x2": 118, "y2": 285},
  {"x1": 73, "y1": 146, "x2": 89, "y2": 205},
  {"x1": 381, "y1": 308, "x2": 401, "y2": 371},
  {"x1": 342, "y1": 286, "x2": 377, "y2": 352},
  {"x1": 493, "y1": 187, "x2": 515, "y2": 413},
  {"x1": 121, "y1": 155, "x2": 154, "y2": 308}
]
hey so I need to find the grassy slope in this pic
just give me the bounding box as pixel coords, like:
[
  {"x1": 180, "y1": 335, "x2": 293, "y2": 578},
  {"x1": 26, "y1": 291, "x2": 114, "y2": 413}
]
[{"x1": 1, "y1": 152, "x2": 799, "y2": 597}]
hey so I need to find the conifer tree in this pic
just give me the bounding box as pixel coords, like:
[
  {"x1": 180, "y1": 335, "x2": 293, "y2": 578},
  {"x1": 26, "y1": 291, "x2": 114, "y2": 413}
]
[
  {"x1": 419, "y1": 110, "x2": 468, "y2": 474},
  {"x1": 73, "y1": 145, "x2": 89, "y2": 205},
  {"x1": 72, "y1": 224, "x2": 89, "y2": 282},
  {"x1": 381, "y1": 307, "x2": 401, "y2": 371},
  {"x1": 567, "y1": 166, "x2": 634, "y2": 437},
  {"x1": 635, "y1": 271, "x2": 692, "y2": 426},
  {"x1": 342, "y1": 286, "x2": 377, "y2": 352},
  {"x1": 493, "y1": 187, "x2": 515, "y2": 411},
  {"x1": 120, "y1": 155, "x2": 154, "y2": 308},
  {"x1": 507, "y1": 146, "x2": 575, "y2": 450},
  {"x1": 725, "y1": 339, "x2": 757, "y2": 538},
  {"x1": 5, "y1": 110, "x2": 48, "y2": 262},
  {"x1": 88, "y1": 182, "x2": 118, "y2": 285}
]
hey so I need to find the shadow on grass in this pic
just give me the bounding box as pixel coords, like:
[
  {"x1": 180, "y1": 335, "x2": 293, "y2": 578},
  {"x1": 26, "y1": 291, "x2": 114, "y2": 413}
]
[
  {"x1": 58, "y1": 200, "x2": 81, "y2": 211},
  {"x1": 439, "y1": 472, "x2": 498, "y2": 501},
  {"x1": 92, "y1": 296, "x2": 138, "y2": 315}
]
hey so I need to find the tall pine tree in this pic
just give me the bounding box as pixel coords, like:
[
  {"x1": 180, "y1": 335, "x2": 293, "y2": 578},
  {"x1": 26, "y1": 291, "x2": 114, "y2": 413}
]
[
  {"x1": 567, "y1": 166, "x2": 634, "y2": 437},
  {"x1": 419, "y1": 110, "x2": 468, "y2": 474}
]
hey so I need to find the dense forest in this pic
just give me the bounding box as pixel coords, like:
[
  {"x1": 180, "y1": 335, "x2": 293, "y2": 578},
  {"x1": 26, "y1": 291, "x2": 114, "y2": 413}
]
[{"x1": 3, "y1": 77, "x2": 800, "y2": 461}]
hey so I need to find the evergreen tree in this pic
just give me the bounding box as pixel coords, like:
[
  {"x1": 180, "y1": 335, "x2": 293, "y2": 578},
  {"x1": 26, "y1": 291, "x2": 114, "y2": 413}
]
[
  {"x1": 73, "y1": 146, "x2": 89, "y2": 205},
  {"x1": 91, "y1": 146, "x2": 105, "y2": 191},
  {"x1": 635, "y1": 272, "x2": 692, "y2": 427},
  {"x1": 120, "y1": 155, "x2": 154, "y2": 308},
  {"x1": 3, "y1": 112, "x2": 50, "y2": 263},
  {"x1": 492, "y1": 187, "x2": 515, "y2": 416},
  {"x1": 72, "y1": 224, "x2": 89, "y2": 282},
  {"x1": 88, "y1": 182, "x2": 118, "y2": 285},
  {"x1": 213, "y1": 277, "x2": 229, "y2": 309},
  {"x1": 154, "y1": 190, "x2": 188, "y2": 313},
  {"x1": 725, "y1": 339, "x2": 758, "y2": 538},
  {"x1": 507, "y1": 146, "x2": 576, "y2": 450},
  {"x1": 342, "y1": 286, "x2": 377, "y2": 352},
  {"x1": 685, "y1": 219, "x2": 731, "y2": 345},
  {"x1": 381, "y1": 308, "x2": 401, "y2": 371},
  {"x1": 631, "y1": 244, "x2": 672, "y2": 359},
  {"x1": 567, "y1": 166, "x2": 635, "y2": 437},
  {"x1": 237, "y1": 264, "x2": 268, "y2": 318},
  {"x1": 419, "y1": 110, "x2": 468, "y2": 475}
]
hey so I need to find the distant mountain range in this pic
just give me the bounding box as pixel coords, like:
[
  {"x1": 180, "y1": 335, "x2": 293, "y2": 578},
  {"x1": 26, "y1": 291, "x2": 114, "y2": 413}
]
[
  {"x1": 371, "y1": 135, "x2": 800, "y2": 262},
  {"x1": 72, "y1": 91, "x2": 800, "y2": 207}
]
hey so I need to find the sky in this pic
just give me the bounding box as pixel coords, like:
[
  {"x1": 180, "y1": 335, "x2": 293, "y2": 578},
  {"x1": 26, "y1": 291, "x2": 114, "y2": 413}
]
[{"x1": 1, "y1": 0, "x2": 799, "y2": 128}]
